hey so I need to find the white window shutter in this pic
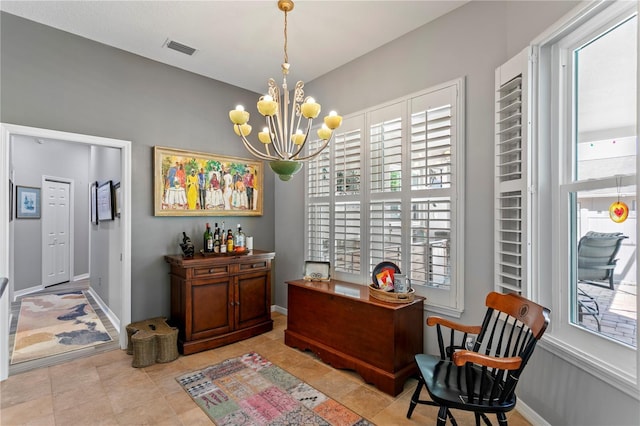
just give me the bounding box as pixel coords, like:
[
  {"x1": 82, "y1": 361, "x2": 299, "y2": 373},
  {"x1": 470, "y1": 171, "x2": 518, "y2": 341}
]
[{"x1": 494, "y1": 48, "x2": 533, "y2": 296}]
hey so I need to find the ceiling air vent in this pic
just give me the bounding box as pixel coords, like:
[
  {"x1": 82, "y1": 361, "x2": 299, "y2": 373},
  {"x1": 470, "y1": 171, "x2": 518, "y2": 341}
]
[{"x1": 164, "y1": 39, "x2": 197, "y2": 56}]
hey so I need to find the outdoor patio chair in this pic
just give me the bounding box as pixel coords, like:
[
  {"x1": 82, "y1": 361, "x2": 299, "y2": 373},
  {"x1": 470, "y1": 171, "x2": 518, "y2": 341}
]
[
  {"x1": 577, "y1": 231, "x2": 627, "y2": 290},
  {"x1": 407, "y1": 292, "x2": 550, "y2": 426}
]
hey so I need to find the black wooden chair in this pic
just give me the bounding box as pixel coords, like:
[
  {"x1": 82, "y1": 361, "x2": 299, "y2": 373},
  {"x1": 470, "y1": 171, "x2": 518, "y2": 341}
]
[{"x1": 407, "y1": 292, "x2": 550, "y2": 426}]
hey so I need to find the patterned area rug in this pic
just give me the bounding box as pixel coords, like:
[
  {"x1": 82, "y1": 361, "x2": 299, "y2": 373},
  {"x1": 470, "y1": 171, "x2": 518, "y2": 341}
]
[
  {"x1": 11, "y1": 290, "x2": 113, "y2": 364},
  {"x1": 176, "y1": 352, "x2": 373, "y2": 426}
]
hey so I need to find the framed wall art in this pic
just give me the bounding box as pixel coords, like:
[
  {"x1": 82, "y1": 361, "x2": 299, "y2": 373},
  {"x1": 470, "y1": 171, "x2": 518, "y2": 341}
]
[
  {"x1": 9, "y1": 179, "x2": 13, "y2": 222},
  {"x1": 114, "y1": 181, "x2": 121, "y2": 218},
  {"x1": 16, "y1": 185, "x2": 40, "y2": 219},
  {"x1": 97, "y1": 180, "x2": 114, "y2": 221},
  {"x1": 90, "y1": 181, "x2": 98, "y2": 225},
  {"x1": 154, "y1": 146, "x2": 263, "y2": 217}
]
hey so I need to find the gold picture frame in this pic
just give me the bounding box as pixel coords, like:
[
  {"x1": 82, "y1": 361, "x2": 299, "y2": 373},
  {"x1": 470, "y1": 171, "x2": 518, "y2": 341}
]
[{"x1": 154, "y1": 146, "x2": 263, "y2": 216}]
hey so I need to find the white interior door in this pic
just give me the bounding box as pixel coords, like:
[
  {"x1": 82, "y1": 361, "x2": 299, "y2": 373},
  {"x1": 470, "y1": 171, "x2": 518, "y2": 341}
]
[{"x1": 43, "y1": 179, "x2": 70, "y2": 286}]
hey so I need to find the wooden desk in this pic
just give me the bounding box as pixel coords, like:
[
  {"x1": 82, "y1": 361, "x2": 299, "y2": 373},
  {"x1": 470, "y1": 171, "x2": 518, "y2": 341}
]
[{"x1": 285, "y1": 279, "x2": 424, "y2": 396}]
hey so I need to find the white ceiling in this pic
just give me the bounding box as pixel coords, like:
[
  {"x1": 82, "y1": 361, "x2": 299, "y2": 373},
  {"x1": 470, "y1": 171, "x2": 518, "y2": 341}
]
[{"x1": 0, "y1": 0, "x2": 469, "y2": 93}]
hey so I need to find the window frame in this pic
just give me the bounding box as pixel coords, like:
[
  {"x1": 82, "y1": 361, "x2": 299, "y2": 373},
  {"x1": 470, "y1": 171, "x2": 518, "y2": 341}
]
[
  {"x1": 304, "y1": 78, "x2": 465, "y2": 316},
  {"x1": 532, "y1": 0, "x2": 639, "y2": 398}
]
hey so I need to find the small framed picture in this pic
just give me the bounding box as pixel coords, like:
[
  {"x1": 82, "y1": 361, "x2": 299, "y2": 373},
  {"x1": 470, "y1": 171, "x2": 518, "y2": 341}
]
[
  {"x1": 16, "y1": 186, "x2": 40, "y2": 219},
  {"x1": 90, "y1": 181, "x2": 98, "y2": 225},
  {"x1": 303, "y1": 261, "x2": 331, "y2": 281},
  {"x1": 9, "y1": 179, "x2": 13, "y2": 222},
  {"x1": 97, "y1": 180, "x2": 114, "y2": 221},
  {"x1": 113, "y1": 181, "x2": 121, "y2": 218}
]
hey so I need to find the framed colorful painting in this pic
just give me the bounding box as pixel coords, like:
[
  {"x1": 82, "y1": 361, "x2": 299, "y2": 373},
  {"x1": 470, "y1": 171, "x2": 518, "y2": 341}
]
[{"x1": 154, "y1": 146, "x2": 263, "y2": 217}]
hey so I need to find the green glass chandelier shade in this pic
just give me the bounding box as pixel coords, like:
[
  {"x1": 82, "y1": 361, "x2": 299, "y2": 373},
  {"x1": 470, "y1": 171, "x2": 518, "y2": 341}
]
[{"x1": 269, "y1": 160, "x2": 303, "y2": 181}]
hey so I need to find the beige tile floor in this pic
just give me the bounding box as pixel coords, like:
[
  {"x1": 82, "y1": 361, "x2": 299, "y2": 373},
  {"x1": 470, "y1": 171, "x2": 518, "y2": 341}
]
[{"x1": 0, "y1": 313, "x2": 532, "y2": 425}]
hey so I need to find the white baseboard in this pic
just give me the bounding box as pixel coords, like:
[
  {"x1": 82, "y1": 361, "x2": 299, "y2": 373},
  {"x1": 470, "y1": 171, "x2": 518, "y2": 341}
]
[
  {"x1": 74, "y1": 273, "x2": 90, "y2": 281},
  {"x1": 271, "y1": 305, "x2": 287, "y2": 315},
  {"x1": 86, "y1": 287, "x2": 120, "y2": 334},
  {"x1": 516, "y1": 398, "x2": 550, "y2": 426},
  {"x1": 13, "y1": 285, "x2": 45, "y2": 299}
]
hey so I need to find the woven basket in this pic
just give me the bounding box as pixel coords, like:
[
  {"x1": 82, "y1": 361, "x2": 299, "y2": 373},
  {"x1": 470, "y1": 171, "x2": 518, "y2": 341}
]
[{"x1": 368, "y1": 284, "x2": 415, "y2": 304}]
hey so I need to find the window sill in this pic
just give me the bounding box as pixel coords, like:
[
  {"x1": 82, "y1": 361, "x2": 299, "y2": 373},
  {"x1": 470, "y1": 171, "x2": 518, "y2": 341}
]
[
  {"x1": 425, "y1": 302, "x2": 463, "y2": 319},
  {"x1": 540, "y1": 334, "x2": 639, "y2": 400}
]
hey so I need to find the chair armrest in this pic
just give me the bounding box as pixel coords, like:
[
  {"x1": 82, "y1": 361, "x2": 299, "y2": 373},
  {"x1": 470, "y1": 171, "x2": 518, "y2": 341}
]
[
  {"x1": 427, "y1": 316, "x2": 482, "y2": 334},
  {"x1": 452, "y1": 350, "x2": 522, "y2": 370},
  {"x1": 584, "y1": 265, "x2": 615, "y2": 270}
]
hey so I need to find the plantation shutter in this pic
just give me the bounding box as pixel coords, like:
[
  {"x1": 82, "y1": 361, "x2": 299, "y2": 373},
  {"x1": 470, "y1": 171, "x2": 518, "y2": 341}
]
[
  {"x1": 494, "y1": 48, "x2": 532, "y2": 296},
  {"x1": 306, "y1": 137, "x2": 331, "y2": 261},
  {"x1": 334, "y1": 201, "x2": 361, "y2": 273},
  {"x1": 332, "y1": 116, "x2": 363, "y2": 276},
  {"x1": 334, "y1": 128, "x2": 362, "y2": 196},
  {"x1": 410, "y1": 101, "x2": 453, "y2": 191},
  {"x1": 307, "y1": 203, "x2": 330, "y2": 261},
  {"x1": 370, "y1": 115, "x2": 403, "y2": 193}
]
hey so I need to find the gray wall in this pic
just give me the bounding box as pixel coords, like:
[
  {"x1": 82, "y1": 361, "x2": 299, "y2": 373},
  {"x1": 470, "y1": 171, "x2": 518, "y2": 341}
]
[
  {"x1": 11, "y1": 135, "x2": 91, "y2": 290},
  {"x1": 1, "y1": 12, "x2": 276, "y2": 322},
  {"x1": 276, "y1": 1, "x2": 637, "y2": 425},
  {"x1": 89, "y1": 146, "x2": 122, "y2": 316}
]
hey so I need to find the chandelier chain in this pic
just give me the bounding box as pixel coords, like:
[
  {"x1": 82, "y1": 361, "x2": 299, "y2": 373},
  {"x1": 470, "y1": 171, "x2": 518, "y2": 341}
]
[{"x1": 283, "y1": 10, "x2": 289, "y2": 65}]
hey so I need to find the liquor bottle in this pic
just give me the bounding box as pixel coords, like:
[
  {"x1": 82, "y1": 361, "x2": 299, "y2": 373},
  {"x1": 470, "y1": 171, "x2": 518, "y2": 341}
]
[
  {"x1": 213, "y1": 232, "x2": 221, "y2": 253},
  {"x1": 213, "y1": 222, "x2": 219, "y2": 242},
  {"x1": 226, "y1": 229, "x2": 234, "y2": 252},
  {"x1": 203, "y1": 223, "x2": 213, "y2": 253},
  {"x1": 234, "y1": 224, "x2": 246, "y2": 251},
  {"x1": 219, "y1": 221, "x2": 226, "y2": 253}
]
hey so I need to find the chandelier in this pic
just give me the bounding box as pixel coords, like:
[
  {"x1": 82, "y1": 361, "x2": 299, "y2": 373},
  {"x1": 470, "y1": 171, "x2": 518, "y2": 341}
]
[{"x1": 228, "y1": 0, "x2": 342, "y2": 181}]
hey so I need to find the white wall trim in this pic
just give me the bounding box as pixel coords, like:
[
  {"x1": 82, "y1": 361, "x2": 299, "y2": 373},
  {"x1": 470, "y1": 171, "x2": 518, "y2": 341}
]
[
  {"x1": 87, "y1": 286, "x2": 120, "y2": 333},
  {"x1": 13, "y1": 284, "x2": 45, "y2": 299},
  {"x1": 272, "y1": 305, "x2": 287, "y2": 316},
  {"x1": 517, "y1": 397, "x2": 551, "y2": 426}
]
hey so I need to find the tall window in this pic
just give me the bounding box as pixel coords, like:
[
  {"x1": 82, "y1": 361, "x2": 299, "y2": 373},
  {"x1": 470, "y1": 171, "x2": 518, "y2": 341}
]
[
  {"x1": 531, "y1": 0, "x2": 638, "y2": 395},
  {"x1": 305, "y1": 79, "x2": 465, "y2": 314}
]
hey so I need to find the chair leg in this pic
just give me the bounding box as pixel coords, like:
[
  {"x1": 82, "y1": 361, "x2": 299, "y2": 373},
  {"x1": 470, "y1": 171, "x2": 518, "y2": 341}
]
[
  {"x1": 480, "y1": 413, "x2": 493, "y2": 425},
  {"x1": 437, "y1": 406, "x2": 449, "y2": 426},
  {"x1": 497, "y1": 412, "x2": 508, "y2": 426},
  {"x1": 406, "y1": 376, "x2": 424, "y2": 419}
]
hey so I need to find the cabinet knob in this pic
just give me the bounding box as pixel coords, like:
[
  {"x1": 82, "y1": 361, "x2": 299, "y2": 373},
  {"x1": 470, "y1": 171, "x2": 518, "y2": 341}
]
[{"x1": 209, "y1": 268, "x2": 215, "y2": 273}]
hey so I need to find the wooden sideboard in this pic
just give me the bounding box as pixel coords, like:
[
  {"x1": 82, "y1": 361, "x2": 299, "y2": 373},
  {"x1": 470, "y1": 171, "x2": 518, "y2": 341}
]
[
  {"x1": 165, "y1": 250, "x2": 275, "y2": 355},
  {"x1": 285, "y1": 279, "x2": 424, "y2": 396}
]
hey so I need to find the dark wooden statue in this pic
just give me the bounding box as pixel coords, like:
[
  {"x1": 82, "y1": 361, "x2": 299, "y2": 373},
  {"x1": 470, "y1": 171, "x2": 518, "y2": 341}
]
[{"x1": 179, "y1": 232, "x2": 195, "y2": 257}]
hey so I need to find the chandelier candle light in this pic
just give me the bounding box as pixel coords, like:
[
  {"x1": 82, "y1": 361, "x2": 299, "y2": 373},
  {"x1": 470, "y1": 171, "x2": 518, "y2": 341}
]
[{"x1": 229, "y1": 0, "x2": 342, "y2": 181}]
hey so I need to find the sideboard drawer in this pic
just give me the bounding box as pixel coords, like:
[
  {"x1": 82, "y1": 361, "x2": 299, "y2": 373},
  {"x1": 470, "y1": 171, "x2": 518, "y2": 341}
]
[
  {"x1": 238, "y1": 260, "x2": 270, "y2": 272},
  {"x1": 193, "y1": 264, "x2": 230, "y2": 278}
]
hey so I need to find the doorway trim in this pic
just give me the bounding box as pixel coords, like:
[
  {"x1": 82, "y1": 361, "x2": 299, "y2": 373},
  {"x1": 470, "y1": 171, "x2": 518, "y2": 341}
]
[
  {"x1": 41, "y1": 176, "x2": 74, "y2": 288},
  {"x1": 0, "y1": 123, "x2": 132, "y2": 381}
]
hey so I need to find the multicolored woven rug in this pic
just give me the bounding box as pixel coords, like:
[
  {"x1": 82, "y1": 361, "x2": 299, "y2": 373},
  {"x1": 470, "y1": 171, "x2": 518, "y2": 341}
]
[
  {"x1": 11, "y1": 290, "x2": 112, "y2": 364},
  {"x1": 176, "y1": 352, "x2": 373, "y2": 425}
]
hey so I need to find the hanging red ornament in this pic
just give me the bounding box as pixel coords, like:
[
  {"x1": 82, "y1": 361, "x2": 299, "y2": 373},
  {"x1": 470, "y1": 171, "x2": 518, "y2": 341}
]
[
  {"x1": 609, "y1": 200, "x2": 629, "y2": 223},
  {"x1": 609, "y1": 176, "x2": 628, "y2": 223}
]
